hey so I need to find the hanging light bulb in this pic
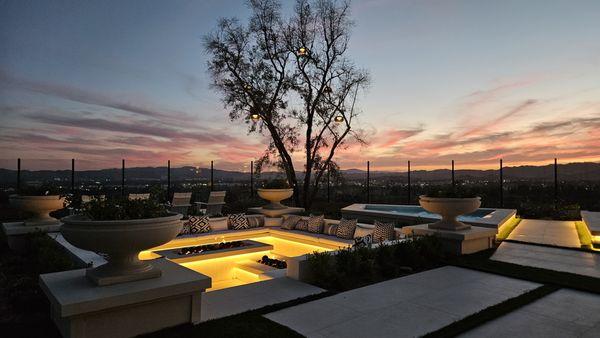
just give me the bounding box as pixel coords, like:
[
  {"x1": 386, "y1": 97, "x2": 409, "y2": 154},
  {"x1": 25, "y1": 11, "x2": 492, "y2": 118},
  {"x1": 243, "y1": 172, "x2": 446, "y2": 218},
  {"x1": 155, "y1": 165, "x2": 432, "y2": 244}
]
[
  {"x1": 334, "y1": 115, "x2": 344, "y2": 123},
  {"x1": 298, "y1": 46, "x2": 308, "y2": 57},
  {"x1": 244, "y1": 83, "x2": 252, "y2": 91},
  {"x1": 324, "y1": 85, "x2": 333, "y2": 94},
  {"x1": 250, "y1": 113, "x2": 260, "y2": 122}
]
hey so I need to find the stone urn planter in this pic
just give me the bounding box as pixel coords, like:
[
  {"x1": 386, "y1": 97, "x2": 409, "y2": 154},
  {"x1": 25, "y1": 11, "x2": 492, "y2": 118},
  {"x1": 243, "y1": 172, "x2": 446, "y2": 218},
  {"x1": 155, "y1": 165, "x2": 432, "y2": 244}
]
[
  {"x1": 61, "y1": 213, "x2": 183, "y2": 286},
  {"x1": 257, "y1": 188, "x2": 294, "y2": 210},
  {"x1": 9, "y1": 195, "x2": 65, "y2": 225},
  {"x1": 419, "y1": 195, "x2": 481, "y2": 230}
]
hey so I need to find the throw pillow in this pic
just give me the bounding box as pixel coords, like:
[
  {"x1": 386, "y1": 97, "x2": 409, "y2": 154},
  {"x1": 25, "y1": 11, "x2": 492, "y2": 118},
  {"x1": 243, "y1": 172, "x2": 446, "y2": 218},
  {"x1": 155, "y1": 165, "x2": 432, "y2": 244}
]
[
  {"x1": 373, "y1": 220, "x2": 395, "y2": 243},
  {"x1": 353, "y1": 234, "x2": 373, "y2": 248},
  {"x1": 295, "y1": 219, "x2": 309, "y2": 232},
  {"x1": 307, "y1": 215, "x2": 324, "y2": 233},
  {"x1": 335, "y1": 218, "x2": 357, "y2": 239},
  {"x1": 246, "y1": 215, "x2": 264, "y2": 228},
  {"x1": 322, "y1": 222, "x2": 338, "y2": 236},
  {"x1": 228, "y1": 213, "x2": 250, "y2": 230},
  {"x1": 179, "y1": 219, "x2": 191, "y2": 236},
  {"x1": 281, "y1": 215, "x2": 301, "y2": 230},
  {"x1": 189, "y1": 215, "x2": 210, "y2": 234}
]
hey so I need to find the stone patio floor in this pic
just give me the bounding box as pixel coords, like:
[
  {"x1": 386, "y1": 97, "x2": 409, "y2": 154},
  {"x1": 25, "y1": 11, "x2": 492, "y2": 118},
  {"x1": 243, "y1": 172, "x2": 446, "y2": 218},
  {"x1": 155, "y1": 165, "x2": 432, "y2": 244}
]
[
  {"x1": 201, "y1": 277, "x2": 325, "y2": 322},
  {"x1": 492, "y1": 242, "x2": 600, "y2": 279},
  {"x1": 459, "y1": 288, "x2": 600, "y2": 338},
  {"x1": 507, "y1": 219, "x2": 580, "y2": 248},
  {"x1": 264, "y1": 266, "x2": 541, "y2": 337}
]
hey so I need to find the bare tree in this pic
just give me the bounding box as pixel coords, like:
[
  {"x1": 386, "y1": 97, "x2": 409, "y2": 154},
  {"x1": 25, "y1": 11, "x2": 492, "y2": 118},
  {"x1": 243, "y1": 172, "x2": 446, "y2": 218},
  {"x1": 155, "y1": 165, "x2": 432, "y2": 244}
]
[{"x1": 205, "y1": 0, "x2": 369, "y2": 208}]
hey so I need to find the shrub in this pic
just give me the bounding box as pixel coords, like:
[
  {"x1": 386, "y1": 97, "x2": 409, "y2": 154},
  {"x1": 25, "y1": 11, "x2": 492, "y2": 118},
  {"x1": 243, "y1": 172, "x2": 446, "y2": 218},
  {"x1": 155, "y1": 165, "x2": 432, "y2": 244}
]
[
  {"x1": 81, "y1": 197, "x2": 169, "y2": 220},
  {"x1": 307, "y1": 236, "x2": 445, "y2": 292}
]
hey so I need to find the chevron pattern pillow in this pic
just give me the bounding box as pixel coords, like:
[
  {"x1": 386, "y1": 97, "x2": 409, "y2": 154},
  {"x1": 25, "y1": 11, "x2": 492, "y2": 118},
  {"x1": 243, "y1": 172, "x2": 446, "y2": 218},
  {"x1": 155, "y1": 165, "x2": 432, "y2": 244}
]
[
  {"x1": 281, "y1": 215, "x2": 301, "y2": 230},
  {"x1": 179, "y1": 220, "x2": 191, "y2": 236},
  {"x1": 295, "y1": 219, "x2": 309, "y2": 232},
  {"x1": 373, "y1": 220, "x2": 395, "y2": 243},
  {"x1": 228, "y1": 213, "x2": 250, "y2": 230},
  {"x1": 189, "y1": 215, "x2": 210, "y2": 234},
  {"x1": 307, "y1": 215, "x2": 324, "y2": 233},
  {"x1": 335, "y1": 218, "x2": 357, "y2": 239}
]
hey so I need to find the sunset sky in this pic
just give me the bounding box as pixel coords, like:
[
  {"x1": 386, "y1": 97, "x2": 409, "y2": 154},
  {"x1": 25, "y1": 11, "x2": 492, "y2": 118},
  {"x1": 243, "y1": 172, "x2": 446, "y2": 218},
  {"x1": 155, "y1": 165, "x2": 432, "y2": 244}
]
[{"x1": 1, "y1": 0, "x2": 599, "y2": 171}]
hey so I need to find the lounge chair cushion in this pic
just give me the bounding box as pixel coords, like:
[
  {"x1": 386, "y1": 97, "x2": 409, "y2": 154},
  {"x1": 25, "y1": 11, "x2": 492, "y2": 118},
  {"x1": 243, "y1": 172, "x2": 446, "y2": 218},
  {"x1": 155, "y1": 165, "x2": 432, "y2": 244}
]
[
  {"x1": 281, "y1": 215, "x2": 301, "y2": 230},
  {"x1": 336, "y1": 218, "x2": 357, "y2": 239},
  {"x1": 189, "y1": 215, "x2": 211, "y2": 234},
  {"x1": 372, "y1": 220, "x2": 395, "y2": 243},
  {"x1": 307, "y1": 215, "x2": 324, "y2": 233},
  {"x1": 228, "y1": 213, "x2": 250, "y2": 230},
  {"x1": 353, "y1": 225, "x2": 373, "y2": 239}
]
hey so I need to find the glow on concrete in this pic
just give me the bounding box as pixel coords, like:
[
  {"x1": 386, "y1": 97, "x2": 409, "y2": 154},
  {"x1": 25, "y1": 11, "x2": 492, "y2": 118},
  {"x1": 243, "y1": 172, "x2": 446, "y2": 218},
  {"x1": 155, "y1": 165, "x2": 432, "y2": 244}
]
[
  {"x1": 507, "y1": 219, "x2": 580, "y2": 248},
  {"x1": 264, "y1": 266, "x2": 540, "y2": 338}
]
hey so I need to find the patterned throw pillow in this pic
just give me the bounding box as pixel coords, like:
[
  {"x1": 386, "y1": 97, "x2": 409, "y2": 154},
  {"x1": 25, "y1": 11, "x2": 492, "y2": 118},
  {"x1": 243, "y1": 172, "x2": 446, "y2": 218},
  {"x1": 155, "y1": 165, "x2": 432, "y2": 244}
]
[
  {"x1": 307, "y1": 215, "x2": 324, "y2": 233},
  {"x1": 189, "y1": 215, "x2": 210, "y2": 234},
  {"x1": 322, "y1": 222, "x2": 338, "y2": 236},
  {"x1": 281, "y1": 215, "x2": 301, "y2": 230},
  {"x1": 373, "y1": 220, "x2": 396, "y2": 243},
  {"x1": 295, "y1": 219, "x2": 309, "y2": 232},
  {"x1": 246, "y1": 215, "x2": 264, "y2": 228},
  {"x1": 179, "y1": 220, "x2": 191, "y2": 236},
  {"x1": 228, "y1": 213, "x2": 250, "y2": 230},
  {"x1": 353, "y1": 233, "x2": 373, "y2": 248},
  {"x1": 335, "y1": 218, "x2": 357, "y2": 239}
]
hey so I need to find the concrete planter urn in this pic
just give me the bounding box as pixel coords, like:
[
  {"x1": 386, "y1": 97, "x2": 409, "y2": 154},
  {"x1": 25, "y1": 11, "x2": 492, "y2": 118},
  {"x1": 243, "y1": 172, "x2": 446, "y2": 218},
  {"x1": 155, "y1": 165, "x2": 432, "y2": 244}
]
[
  {"x1": 61, "y1": 213, "x2": 183, "y2": 286},
  {"x1": 257, "y1": 188, "x2": 294, "y2": 210},
  {"x1": 419, "y1": 195, "x2": 481, "y2": 230},
  {"x1": 9, "y1": 195, "x2": 65, "y2": 225}
]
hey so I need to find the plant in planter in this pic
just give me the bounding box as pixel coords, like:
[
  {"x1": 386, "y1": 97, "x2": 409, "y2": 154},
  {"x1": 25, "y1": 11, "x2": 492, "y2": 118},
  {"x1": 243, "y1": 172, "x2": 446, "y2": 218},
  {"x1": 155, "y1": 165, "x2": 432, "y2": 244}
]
[
  {"x1": 257, "y1": 178, "x2": 294, "y2": 210},
  {"x1": 9, "y1": 184, "x2": 66, "y2": 225},
  {"x1": 419, "y1": 185, "x2": 481, "y2": 230},
  {"x1": 61, "y1": 197, "x2": 182, "y2": 286}
]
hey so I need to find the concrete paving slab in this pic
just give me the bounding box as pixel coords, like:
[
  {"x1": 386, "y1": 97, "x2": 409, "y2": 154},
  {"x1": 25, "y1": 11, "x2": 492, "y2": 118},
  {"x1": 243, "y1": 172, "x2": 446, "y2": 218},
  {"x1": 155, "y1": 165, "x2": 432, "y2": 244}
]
[
  {"x1": 460, "y1": 289, "x2": 600, "y2": 338},
  {"x1": 492, "y1": 242, "x2": 600, "y2": 278},
  {"x1": 507, "y1": 219, "x2": 580, "y2": 248},
  {"x1": 265, "y1": 266, "x2": 540, "y2": 337},
  {"x1": 201, "y1": 277, "x2": 324, "y2": 322}
]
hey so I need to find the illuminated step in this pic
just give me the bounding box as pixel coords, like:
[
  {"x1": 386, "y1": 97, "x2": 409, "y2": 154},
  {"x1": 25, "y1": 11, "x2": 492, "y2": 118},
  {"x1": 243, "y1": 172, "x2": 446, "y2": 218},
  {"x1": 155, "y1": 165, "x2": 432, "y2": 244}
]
[{"x1": 235, "y1": 260, "x2": 286, "y2": 280}]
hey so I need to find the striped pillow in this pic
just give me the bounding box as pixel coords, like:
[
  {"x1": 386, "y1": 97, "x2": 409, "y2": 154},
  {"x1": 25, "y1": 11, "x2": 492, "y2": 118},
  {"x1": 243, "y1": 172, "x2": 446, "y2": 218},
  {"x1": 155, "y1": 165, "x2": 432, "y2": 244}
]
[
  {"x1": 307, "y1": 215, "x2": 324, "y2": 233},
  {"x1": 322, "y1": 222, "x2": 338, "y2": 236},
  {"x1": 373, "y1": 220, "x2": 395, "y2": 243},
  {"x1": 281, "y1": 215, "x2": 301, "y2": 230},
  {"x1": 189, "y1": 215, "x2": 210, "y2": 234},
  {"x1": 228, "y1": 213, "x2": 250, "y2": 230},
  {"x1": 246, "y1": 215, "x2": 264, "y2": 228},
  {"x1": 335, "y1": 218, "x2": 357, "y2": 239}
]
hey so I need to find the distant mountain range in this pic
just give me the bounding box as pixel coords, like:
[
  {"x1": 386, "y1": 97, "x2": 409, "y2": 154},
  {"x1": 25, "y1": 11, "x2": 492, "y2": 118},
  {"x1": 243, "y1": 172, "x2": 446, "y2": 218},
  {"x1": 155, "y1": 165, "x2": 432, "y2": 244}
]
[{"x1": 0, "y1": 162, "x2": 599, "y2": 185}]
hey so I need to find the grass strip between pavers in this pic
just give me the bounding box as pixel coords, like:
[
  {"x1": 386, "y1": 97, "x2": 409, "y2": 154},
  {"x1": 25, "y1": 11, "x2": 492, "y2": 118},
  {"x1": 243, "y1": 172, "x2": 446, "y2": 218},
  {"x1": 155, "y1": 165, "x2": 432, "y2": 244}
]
[
  {"x1": 140, "y1": 290, "x2": 336, "y2": 338},
  {"x1": 449, "y1": 249, "x2": 600, "y2": 294},
  {"x1": 423, "y1": 284, "x2": 560, "y2": 338}
]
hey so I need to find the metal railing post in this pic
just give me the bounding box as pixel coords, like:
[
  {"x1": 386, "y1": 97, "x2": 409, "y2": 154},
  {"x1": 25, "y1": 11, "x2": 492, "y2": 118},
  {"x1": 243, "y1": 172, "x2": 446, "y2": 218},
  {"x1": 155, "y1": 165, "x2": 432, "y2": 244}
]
[
  {"x1": 17, "y1": 158, "x2": 21, "y2": 193},
  {"x1": 121, "y1": 159, "x2": 125, "y2": 197},
  {"x1": 407, "y1": 160, "x2": 411, "y2": 204},
  {"x1": 327, "y1": 165, "x2": 331, "y2": 203},
  {"x1": 451, "y1": 160, "x2": 455, "y2": 188},
  {"x1": 167, "y1": 160, "x2": 171, "y2": 199},
  {"x1": 71, "y1": 158, "x2": 75, "y2": 193},
  {"x1": 210, "y1": 161, "x2": 214, "y2": 191},
  {"x1": 250, "y1": 160, "x2": 254, "y2": 198},
  {"x1": 554, "y1": 158, "x2": 558, "y2": 207},
  {"x1": 500, "y1": 159, "x2": 504, "y2": 208},
  {"x1": 366, "y1": 161, "x2": 370, "y2": 203}
]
